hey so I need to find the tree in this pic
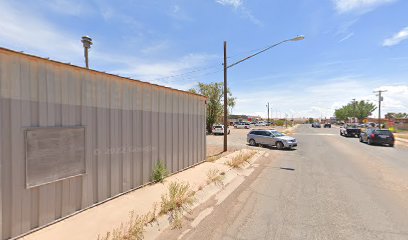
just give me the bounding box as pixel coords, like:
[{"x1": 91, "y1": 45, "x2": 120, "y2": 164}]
[
  {"x1": 385, "y1": 112, "x2": 408, "y2": 119},
  {"x1": 334, "y1": 100, "x2": 376, "y2": 122},
  {"x1": 189, "y1": 82, "x2": 236, "y2": 133}
]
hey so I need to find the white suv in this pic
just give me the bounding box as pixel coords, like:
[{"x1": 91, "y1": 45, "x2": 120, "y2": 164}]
[
  {"x1": 234, "y1": 122, "x2": 251, "y2": 129},
  {"x1": 212, "y1": 125, "x2": 230, "y2": 135}
]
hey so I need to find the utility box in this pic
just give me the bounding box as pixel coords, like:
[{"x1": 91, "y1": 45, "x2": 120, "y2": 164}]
[{"x1": 0, "y1": 47, "x2": 207, "y2": 239}]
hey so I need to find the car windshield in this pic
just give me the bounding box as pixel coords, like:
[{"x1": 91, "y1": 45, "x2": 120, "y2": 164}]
[
  {"x1": 214, "y1": 126, "x2": 222, "y2": 129},
  {"x1": 271, "y1": 131, "x2": 284, "y2": 137}
]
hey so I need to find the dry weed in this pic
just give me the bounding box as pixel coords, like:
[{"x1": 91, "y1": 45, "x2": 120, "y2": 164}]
[
  {"x1": 206, "y1": 168, "x2": 225, "y2": 186},
  {"x1": 160, "y1": 181, "x2": 196, "y2": 229},
  {"x1": 226, "y1": 151, "x2": 256, "y2": 168}
]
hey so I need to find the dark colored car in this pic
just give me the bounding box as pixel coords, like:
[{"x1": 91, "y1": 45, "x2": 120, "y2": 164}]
[
  {"x1": 340, "y1": 124, "x2": 361, "y2": 137},
  {"x1": 360, "y1": 129, "x2": 394, "y2": 147},
  {"x1": 324, "y1": 123, "x2": 331, "y2": 128},
  {"x1": 312, "y1": 122, "x2": 321, "y2": 128}
]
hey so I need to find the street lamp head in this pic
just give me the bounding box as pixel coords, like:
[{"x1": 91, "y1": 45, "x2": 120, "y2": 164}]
[
  {"x1": 290, "y1": 35, "x2": 305, "y2": 41},
  {"x1": 81, "y1": 36, "x2": 93, "y2": 49}
]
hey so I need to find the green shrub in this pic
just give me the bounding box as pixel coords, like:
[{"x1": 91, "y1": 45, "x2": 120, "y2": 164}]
[
  {"x1": 152, "y1": 161, "x2": 168, "y2": 183},
  {"x1": 275, "y1": 120, "x2": 285, "y2": 126}
]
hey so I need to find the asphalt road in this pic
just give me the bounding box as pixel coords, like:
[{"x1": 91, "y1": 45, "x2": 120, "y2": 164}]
[{"x1": 159, "y1": 124, "x2": 408, "y2": 240}]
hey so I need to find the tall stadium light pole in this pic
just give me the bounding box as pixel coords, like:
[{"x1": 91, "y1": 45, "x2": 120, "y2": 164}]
[
  {"x1": 374, "y1": 90, "x2": 387, "y2": 129},
  {"x1": 223, "y1": 36, "x2": 305, "y2": 151},
  {"x1": 81, "y1": 36, "x2": 93, "y2": 69}
]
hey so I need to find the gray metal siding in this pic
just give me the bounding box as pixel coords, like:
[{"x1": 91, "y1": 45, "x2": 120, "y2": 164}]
[{"x1": 0, "y1": 49, "x2": 206, "y2": 240}]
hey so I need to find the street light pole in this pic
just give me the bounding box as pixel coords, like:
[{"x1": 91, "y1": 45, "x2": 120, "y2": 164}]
[
  {"x1": 81, "y1": 36, "x2": 92, "y2": 69},
  {"x1": 223, "y1": 41, "x2": 228, "y2": 152},
  {"x1": 222, "y1": 36, "x2": 304, "y2": 152},
  {"x1": 266, "y1": 102, "x2": 270, "y2": 124}
]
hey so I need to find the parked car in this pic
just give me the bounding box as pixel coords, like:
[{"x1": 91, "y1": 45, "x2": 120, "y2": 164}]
[
  {"x1": 340, "y1": 124, "x2": 361, "y2": 137},
  {"x1": 312, "y1": 122, "x2": 321, "y2": 128},
  {"x1": 324, "y1": 123, "x2": 331, "y2": 128},
  {"x1": 360, "y1": 129, "x2": 394, "y2": 147},
  {"x1": 234, "y1": 122, "x2": 251, "y2": 129},
  {"x1": 247, "y1": 129, "x2": 297, "y2": 150},
  {"x1": 255, "y1": 121, "x2": 267, "y2": 126},
  {"x1": 212, "y1": 125, "x2": 230, "y2": 135}
]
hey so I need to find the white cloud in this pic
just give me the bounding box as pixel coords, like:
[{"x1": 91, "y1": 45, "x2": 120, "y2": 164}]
[
  {"x1": 338, "y1": 33, "x2": 354, "y2": 42},
  {"x1": 232, "y1": 75, "x2": 408, "y2": 118},
  {"x1": 216, "y1": 0, "x2": 243, "y2": 8},
  {"x1": 333, "y1": 0, "x2": 396, "y2": 14},
  {"x1": 40, "y1": 0, "x2": 89, "y2": 16},
  {"x1": 109, "y1": 53, "x2": 220, "y2": 89},
  {"x1": 383, "y1": 27, "x2": 408, "y2": 46},
  {"x1": 0, "y1": 1, "x2": 82, "y2": 64},
  {"x1": 215, "y1": 0, "x2": 262, "y2": 26}
]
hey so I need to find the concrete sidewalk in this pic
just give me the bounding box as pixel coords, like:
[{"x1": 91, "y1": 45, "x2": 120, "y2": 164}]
[
  {"x1": 22, "y1": 149, "x2": 264, "y2": 240},
  {"x1": 396, "y1": 137, "x2": 408, "y2": 143}
]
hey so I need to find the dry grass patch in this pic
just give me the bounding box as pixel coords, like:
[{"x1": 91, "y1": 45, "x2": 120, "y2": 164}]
[
  {"x1": 97, "y1": 211, "x2": 147, "y2": 240},
  {"x1": 160, "y1": 181, "x2": 197, "y2": 229},
  {"x1": 206, "y1": 154, "x2": 223, "y2": 162},
  {"x1": 227, "y1": 151, "x2": 256, "y2": 168},
  {"x1": 206, "y1": 168, "x2": 225, "y2": 186}
]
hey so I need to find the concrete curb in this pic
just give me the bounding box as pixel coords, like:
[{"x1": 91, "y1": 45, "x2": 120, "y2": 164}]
[
  {"x1": 22, "y1": 149, "x2": 266, "y2": 240},
  {"x1": 144, "y1": 149, "x2": 265, "y2": 239},
  {"x1": 396, "y1": 137, "x2": 408, "y2": 144}
]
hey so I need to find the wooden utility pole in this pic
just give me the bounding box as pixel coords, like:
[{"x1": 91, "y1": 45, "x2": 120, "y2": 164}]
[
  {"x1": 223, "y1": 41, "x2": 228, "y2": 152},
  {"x1": 266, "y1": 102, "x2": 270, "y2": 124},
  {"x1": 374, "y1": 90, "x2": 387, "y2": 129},
  {"x1": 352, "y1": 98, "x2": 356, "y2": 123}
]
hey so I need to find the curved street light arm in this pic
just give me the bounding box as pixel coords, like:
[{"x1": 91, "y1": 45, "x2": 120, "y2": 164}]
[{"x1": 227, "y1": 36, "x2": 304, "y2": 69}]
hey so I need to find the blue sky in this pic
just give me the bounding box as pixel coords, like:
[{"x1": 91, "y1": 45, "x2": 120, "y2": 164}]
[{"x1": 0, "y1": 0, "x2": 407, "y2": 118}]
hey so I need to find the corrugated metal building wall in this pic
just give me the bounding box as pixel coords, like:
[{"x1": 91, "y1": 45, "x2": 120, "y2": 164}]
[{"x1": 0, "y1": 48, "x2": 207, "y2": 239}]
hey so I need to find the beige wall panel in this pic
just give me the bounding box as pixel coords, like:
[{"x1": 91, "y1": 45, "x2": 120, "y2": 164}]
[
  {"x1": 0, "y1": 49, "x2": 206, "y2": 239},
  {"x1": 172, "y1": 94, "x2": 179, "y2": 173},
  {"x1": 142, "y1": 86, "x2": 152, "y2": 183},
  {"x1": 96, "y1": 76, "x2": 109, "y2": 201},
  {"x1": 110, "y1": 81, "x2": 121, "y2": 197},
  {"x1": 10, "y1": 55, "x2": 23, "y2": 237},
  {"x1": 151, "y1": 87, "x2": 159, "y2": 174},
  {"x1": 121, "y1": 83, "x2": 132, "y2": 192},
  {"x1": 158, "y1": 88, "x2": 166, "y2": 168},
  {"x1": 165, "y1": 90, "x2": 173, "y2": 172},
  {"x1": 131, "y1": 84, "x2": 143, "y2": 188}
]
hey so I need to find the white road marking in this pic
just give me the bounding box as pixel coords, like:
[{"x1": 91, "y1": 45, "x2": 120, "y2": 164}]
[{"x1": 296, "y1": 133, "x2": 337, "y2": 136}]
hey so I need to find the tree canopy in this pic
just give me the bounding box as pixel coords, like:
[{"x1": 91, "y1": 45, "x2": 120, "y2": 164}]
[
  {"x1": 334, "y1": 100, "x2": 376, "y2": 121},
  {"x1": 189, "y1": 82, "x2": 236, "y2": 133},
  {"x1": 385, "y1": 112, "x2": 408, "y2": 119}
]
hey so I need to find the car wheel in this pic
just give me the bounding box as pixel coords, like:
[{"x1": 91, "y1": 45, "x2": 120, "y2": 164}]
[
  {"x1": 228, "y1": 130, "x2": 230, "y2": 134},
  {"x1": 359, "y1": 136, "x2": 363, "y2": 142},
  {"x1": 249, "y1": 139, "x2": 256, "y2": 146},
  {"x1": 389, "y1": 144, "x2": 394, "y2": 147},
  {"x1": 367, "y1": 138, "x2": 372, "y2": 145},
  {"x1": 276, "y1": 141, "x2": 284, "y2": 150}
]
